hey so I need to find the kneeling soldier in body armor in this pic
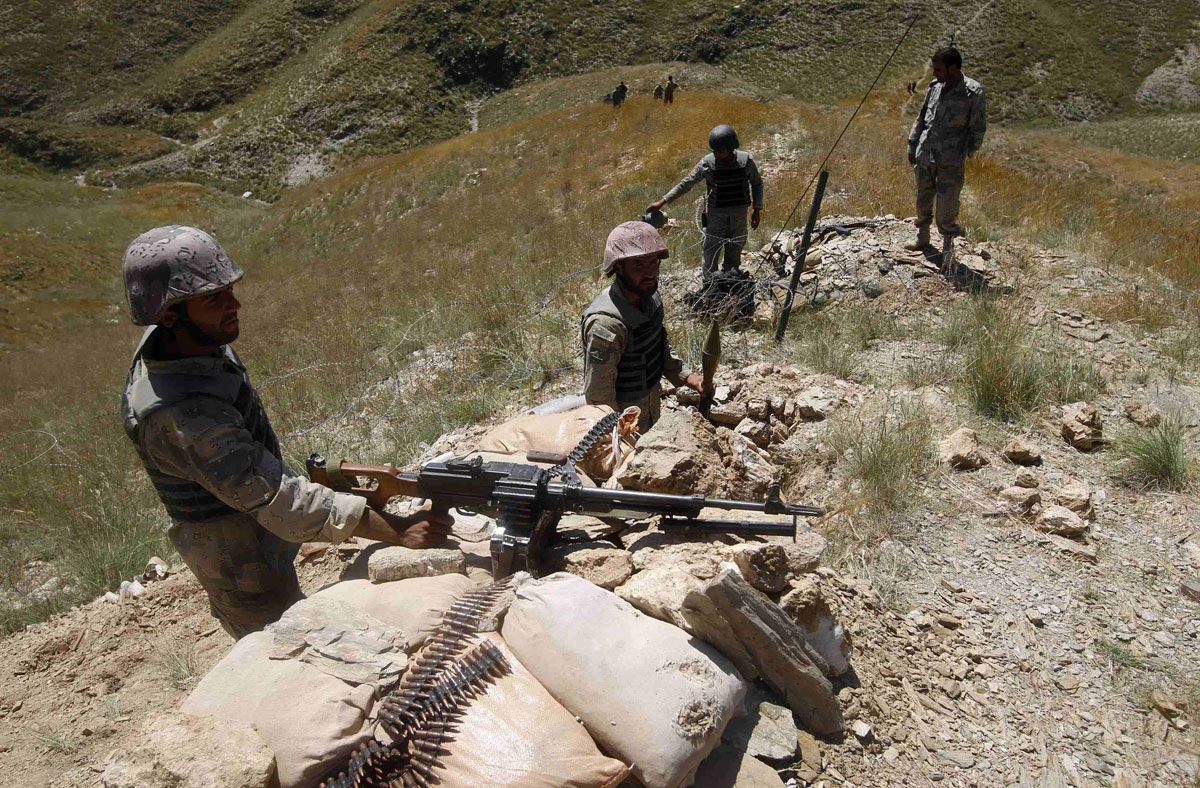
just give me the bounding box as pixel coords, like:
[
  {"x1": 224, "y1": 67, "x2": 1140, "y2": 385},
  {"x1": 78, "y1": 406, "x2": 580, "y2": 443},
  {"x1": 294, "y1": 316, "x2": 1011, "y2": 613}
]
[
  {"x1": 119, "y1": 226, "x2": 452, "y2": 639},
  {"x1": 647, "y1": 124, "x2": 763, "y2": 280},
  {"x1": 581, "y1": 222, "x2": 713, "y2": 432}
]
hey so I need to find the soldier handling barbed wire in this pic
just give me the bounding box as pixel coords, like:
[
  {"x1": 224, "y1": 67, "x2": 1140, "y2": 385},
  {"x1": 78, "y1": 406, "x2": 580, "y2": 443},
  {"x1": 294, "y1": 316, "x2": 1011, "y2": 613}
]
[
  {"x1": 118, "y1": 226, "x2": 452, "y2": 639},
  {"x1": 905, "y1": 45, "x2": 987, "y2": 263},
  {"x1": 581, "y1": 222, "x2": 714, "y2": 432},
  {"x1": 647, "y1": 124, "x2": 763, "y2": 281}
]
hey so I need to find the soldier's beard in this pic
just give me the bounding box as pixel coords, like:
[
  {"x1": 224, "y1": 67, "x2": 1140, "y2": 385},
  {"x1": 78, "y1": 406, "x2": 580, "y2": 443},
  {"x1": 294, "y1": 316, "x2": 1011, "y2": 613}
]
[
  {"x1": 177, "y1": 314, "x2": 238, "y2": 347},
  {"x1": 617, "y1": 271, "x2": 658, "y2": 300}
]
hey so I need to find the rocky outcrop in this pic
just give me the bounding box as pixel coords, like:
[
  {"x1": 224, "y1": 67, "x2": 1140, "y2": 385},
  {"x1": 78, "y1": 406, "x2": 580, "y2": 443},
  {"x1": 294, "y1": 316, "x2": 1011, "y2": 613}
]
[
  {"x1": 543, "y1": 542, "x2": 632, "y2": 590},
  {"x1": 617, "y1": 408, "x2": 726, "y2": 495},
  {"x1": 939, "y1": 427, "x2": 989, "y2": 470},
  {"x1": 1061, "y1": 401, "x2": 1102, "y2": 451}
]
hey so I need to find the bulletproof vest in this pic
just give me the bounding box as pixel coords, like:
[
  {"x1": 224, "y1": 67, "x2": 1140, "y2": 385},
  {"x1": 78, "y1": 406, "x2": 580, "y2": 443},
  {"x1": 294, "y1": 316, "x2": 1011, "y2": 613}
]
[
  {"x1": 583, "y1": 285, "x2": 668, "y2": 402},
  {"x1": 121, "y1": 327, "x2": 281, "y2": 523},
  {"x1": 706, "y1": 151, "x2": 751, "y2": 210}
]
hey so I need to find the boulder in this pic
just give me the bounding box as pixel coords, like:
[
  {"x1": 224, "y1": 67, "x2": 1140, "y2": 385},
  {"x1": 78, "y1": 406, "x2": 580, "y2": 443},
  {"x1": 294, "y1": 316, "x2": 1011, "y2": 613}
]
[
  {"x1": 1053, "y1": 478, "x2": 1093, "y2": 518},
  {"x1": 794, "y1": 388, "x2": 841, "y2": 422},
  {"x1": 709, "y1": 401, "x2": 745, "y2": 427},
  {"x1": 769, "y1": 396, "x2": 788, "y2": 423},
  {"x1": 368, "y1": 546, "x2": 465, "y2": 583},
  {"x1": 998, "y1": 486, "x2": 1041, "y2": 516},
  {"x1": 1061, "y1": 401, "x2": 1102, "y2": 451},
  {"x1": 693, "y1": 744, "x2": 787, "y2": 787},
  {"x1": 939, "y1": 427, "x2": 989, "y2": 470},
  {"x1": 735, "y1": 418, "x2": 773, "y2": 449},
  {"x1": 100, "y1": 714, "x2": 275, "y2": 788},
  {"x1": 626, "y1": 532, "x2": 731, "y2": 580},
  {"x1": 543, "y1": 541, "x2": 632, "y2": 590},
  {"x1": 616, "y1": 565, "x2": 706, "y2": 634},
  {"x1": 692, "y1": 568, "x2": 844, "y2": 735},
  {"x1": 1003, "y1": 436, "x2": 1043, "y2": 466},
  {"x1": 861, "y1": 279, "x2": 885, "y2": 299},
  {"x1": 1013, "y1": 470, "x2": 1040, "y2": 489},
  {"x1": 721, "y1": 691, "x2": 798, "y2": 762},
  {"x1": 778, "y1": 576, "x2": 851, "y2": 677},
  {"x1": 746, "y1": 399, "x2": 771, "y2": 422},
  {"x1": 618, "y1": 408, "x2": 727, "y2": 495},
  {"x1": 1124, "y1": 398, "x2": 1162, "y2": 428},
  {"x1": 729, "y1": 543, "x2": 790, "y2": 594},
  {"x1": 1037, "y1": 505, "x2": 1086, "y2": 537},
  {"x1": 783, "y1": 532, "x2": 828, "y2": 576},
  {"x1": 715, "y1": 428, "x2": 777, "y2": 499}
]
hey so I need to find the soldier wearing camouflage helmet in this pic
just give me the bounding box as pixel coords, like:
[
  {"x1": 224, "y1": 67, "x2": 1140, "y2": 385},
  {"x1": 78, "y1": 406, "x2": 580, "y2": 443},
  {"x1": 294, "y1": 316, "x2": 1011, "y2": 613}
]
[
  {"x1": 647, "y1": 124, "x2": 763, "y2": 280},
  {"x1": 119, "y1": 226, "x2": 452, "y2": 639},
  {"x1": 581, "y1": 221, "x2": 713, "y2": 432}
]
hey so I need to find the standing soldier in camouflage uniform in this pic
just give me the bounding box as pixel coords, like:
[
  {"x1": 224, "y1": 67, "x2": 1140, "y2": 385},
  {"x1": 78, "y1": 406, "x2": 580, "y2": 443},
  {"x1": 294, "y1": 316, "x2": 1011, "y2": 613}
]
[
  {"x1": 120, "y1": 226, "x2": 452, "y2": 638},
  {"x1": 653, "y1": 82, "x2": 665, "y2": 101},
  {"x1": 905, "y1": 46, "x2": 987, "y2": 262},
  {"x1": 581, "y1": 222, "x2": 712, "y2": 432},
  {"x1": 663, "y1": 75, "x2": 677, "y2": 104},
  {"x1": 612, "y1": 81, "x2": 628, "y2": 108},
  {"x1": 647, "y1": 124, "x2": 763, "y2": 280}
]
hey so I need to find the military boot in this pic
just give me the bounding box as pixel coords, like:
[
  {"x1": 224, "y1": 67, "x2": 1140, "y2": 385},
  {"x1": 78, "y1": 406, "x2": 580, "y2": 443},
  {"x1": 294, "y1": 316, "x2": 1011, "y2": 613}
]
[
  {"x1": 940, "y1": 235, "x2": 956, "y2": 272},
  {"x1": 903, "y1": 226, "x2": 930, "y2": 251}
]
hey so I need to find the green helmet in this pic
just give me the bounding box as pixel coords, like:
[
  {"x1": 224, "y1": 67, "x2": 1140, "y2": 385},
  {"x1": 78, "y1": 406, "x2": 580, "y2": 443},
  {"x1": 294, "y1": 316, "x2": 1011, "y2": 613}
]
[{"x1": 121, "y1": 226, "x2": 243, "y2": 326}]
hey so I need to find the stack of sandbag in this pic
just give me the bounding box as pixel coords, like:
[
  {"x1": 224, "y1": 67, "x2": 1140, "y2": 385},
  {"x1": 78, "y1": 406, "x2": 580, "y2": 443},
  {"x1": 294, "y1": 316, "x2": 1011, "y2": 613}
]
[
  {"x1": 182, "y1": 596, "x2": 403, "y2": 788},
  {"x1": 502, "y1": 572, "x2": 747, "y2": 788},
  {"x1": 404, "y1": 632, "x2": 631, "y2": 788},
  {"x1": 477, "y1": 405, "x2": 640, "y2": 482}
]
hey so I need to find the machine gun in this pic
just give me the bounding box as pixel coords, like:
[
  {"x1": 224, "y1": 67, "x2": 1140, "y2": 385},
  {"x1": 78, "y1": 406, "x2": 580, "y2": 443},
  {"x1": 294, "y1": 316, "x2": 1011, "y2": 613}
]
[{"x1": 308, "y1": 453, "x2": 823, "y2": 579}]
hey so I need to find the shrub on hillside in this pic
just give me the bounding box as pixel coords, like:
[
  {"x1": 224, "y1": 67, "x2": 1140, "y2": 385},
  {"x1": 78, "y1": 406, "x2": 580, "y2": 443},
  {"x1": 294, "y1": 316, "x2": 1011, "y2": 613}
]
[{"x1": 1115, "y1": 416, "x2": 1193, "y2": 490}]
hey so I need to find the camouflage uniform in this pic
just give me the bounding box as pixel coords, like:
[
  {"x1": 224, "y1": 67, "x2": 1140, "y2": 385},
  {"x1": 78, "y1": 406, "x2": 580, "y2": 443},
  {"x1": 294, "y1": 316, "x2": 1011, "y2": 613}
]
[
  {"x1": 661, "y1": 150, "x2": 763, "y2": 277},
  {"x1": 907, "y1": 76, "x2": 987, "y2": 239},
  {"x1": 663, "y1": 79, "x2": 677, "y2": 104},
  {"x1": 581, "y1": 282, "x2": 685, "y2": 432},
  {"x1": 122, "y1": 326, "x2": 365, "y2": 638}
]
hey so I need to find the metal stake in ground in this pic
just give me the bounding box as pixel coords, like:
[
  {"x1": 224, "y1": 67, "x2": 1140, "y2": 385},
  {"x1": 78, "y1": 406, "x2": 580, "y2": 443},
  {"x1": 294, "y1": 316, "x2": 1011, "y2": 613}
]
[{"x1": 774, "y1": 170, "x2": 829, "y2": 343}]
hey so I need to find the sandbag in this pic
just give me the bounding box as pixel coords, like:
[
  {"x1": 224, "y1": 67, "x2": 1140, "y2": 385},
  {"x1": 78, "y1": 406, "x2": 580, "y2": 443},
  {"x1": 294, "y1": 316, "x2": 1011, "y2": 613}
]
[
  {"x1": 476, "y1": 406, "x2": 639, "y2": 481},
  {"x1": 182, "y1": 630, "x2": 375, "y2": 788},
  {"x1": 314, "y1": 574, "x2": 475, "y2": 650},
  {"x1": 427, "y1": 633, "x2": 630, "y2": 788},
  {"x1": 501, "y1": 573, "x2": 746, "y2": 788}
]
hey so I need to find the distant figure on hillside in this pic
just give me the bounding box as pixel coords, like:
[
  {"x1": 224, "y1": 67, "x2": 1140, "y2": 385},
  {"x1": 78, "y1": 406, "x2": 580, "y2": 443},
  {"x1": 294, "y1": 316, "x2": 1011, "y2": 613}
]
[
  {"x1": 118, "y1": 226, "x2": 452, "y2": 639},
  {"x1": 905, "y1": 46, "x2": 987, "y2": 264},
  {"x1": 907, "y1": 80, "x2": 917, "y2": 94},
  {"x1": 612, "y1": 81, "x2": 628, "y2": 107},
  {"x1": 646, "y1": 124, "x2": 763, "y2": 280},
  {"x1": 602, "y1": 92, "x2": 613, "y2": 104},
  {"x1": 663, "y1": 75, "x2": 678, "y2": 104},
  {"x1": 653, "y1": 82, "x2": 665, "y2": 100},
  {"x1": 581, "y1": 222, "x2": 713, "y2": 432}
]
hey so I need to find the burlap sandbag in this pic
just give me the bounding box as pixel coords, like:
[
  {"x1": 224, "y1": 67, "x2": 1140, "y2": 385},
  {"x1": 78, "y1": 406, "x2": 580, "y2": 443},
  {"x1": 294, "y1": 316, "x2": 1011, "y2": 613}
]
[
  {"x1": 501, "y1": 573, "x2": 746, "y2": 788},
  {"x1": 182, "y1": 631, "x2": 374, "y2": 788},
  {"x1": 314, "y1": 574, "x2": 476, "y2": 649},
  {"x1": 426, "y1": 633, "x2": 630, "y2": 787},
  {"x1": 476, "y1": 406, "x2": 638, "y2": 481}
]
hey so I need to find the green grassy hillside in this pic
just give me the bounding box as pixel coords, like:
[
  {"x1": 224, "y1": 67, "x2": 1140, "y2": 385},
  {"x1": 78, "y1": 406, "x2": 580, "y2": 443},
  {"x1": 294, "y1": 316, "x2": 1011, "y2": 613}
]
[{"x1": 1, "y1": 0, "x2": 1196, "y2": 196}]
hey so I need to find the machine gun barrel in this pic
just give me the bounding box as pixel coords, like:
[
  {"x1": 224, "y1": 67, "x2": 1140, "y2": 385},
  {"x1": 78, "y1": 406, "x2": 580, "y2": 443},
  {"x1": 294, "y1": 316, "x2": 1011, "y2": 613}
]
[{"x1": 556, "y1": 483, "x2": 824, "y2": 520}]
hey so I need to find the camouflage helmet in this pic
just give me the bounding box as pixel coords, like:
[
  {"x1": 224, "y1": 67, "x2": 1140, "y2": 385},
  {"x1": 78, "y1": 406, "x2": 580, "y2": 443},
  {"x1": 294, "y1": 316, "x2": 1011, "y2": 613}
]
[
  {"x1": 121, "y1": 225, "x2": 243, "y2": 325},
  {"x1": 603, "y1": 221, "x2": 669, "y2": 275}
]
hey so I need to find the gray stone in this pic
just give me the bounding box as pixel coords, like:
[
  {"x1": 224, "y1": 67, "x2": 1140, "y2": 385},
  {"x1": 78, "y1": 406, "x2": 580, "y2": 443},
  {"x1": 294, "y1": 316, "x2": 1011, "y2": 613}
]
[
  {"x1": 938, "y1": 750, "x2": 976, "y2": 769},
  {"x1": 692, "y1": 568, "x2": 844, "y2": 735},
  {"x1": 779, "y1": 576, "x2": 851, "y2": 677},
  {"x1": 543, "y1": 542, "x2": 632, "y2": 590},
  {"x1": 1053, "y1": 478, "x2": 1093, "y2": 518},
  {"x1": 709, "y1": 401, "x2": 745, "y2": 427},
  {"x1": 722, "y1": 693, "x2": 799, "y2": 762},
  {"x1": 368, "y1": 546, "x2": 465, "y2": 583},
  {"x1": 794, "y1": 387, "x2": 840, "y2": 421},
  {"x1": 626, "y1": 532, "x2": 730, "y2": 579},
  {"x1": 735, "y1": 418, "x2": 773, "y2": 449},
  {"x1": 618, "y1": 408, "x2": 728, "y2": 495},
  {"x1": 861, "y1": 279, "x2": 884, "y2": 299},
  {"x1": 1037, "y1": 505, "x2": 1086, "y2": 537},
  {"x1": 693, "y1": 743, "x2": 787, "y2": 787},
  {"x1": 615, "y1": 565, "x2": 706, "y2": 634},
  {"x1": 998, "y1": 486, "x2": 1040, "y2": 516},
  {"x1": 1124, "y1": 398, "x2": 1162, "y2": 428},
  {"x1": 729, "y1": 543, "x2": 790, "y2": 594},
  {"x1": 715, "y1": 427, "x2": 777, "y2": 499},
  {"x1": 1013, "y1": 469, "x2": 1040, "y2": 488},
  {"x1": 783, "y1": 532, "x2": 827, "y2": 575},
  {"x1": 100, "y1": 713, "x2": 275, "y2": 788},
  {"x1": 1003, "y1": 436, "x2": 1043, "y2": 466},
  {"x1": 939, "y1": 428, "x2": 989, "y2": 470},
  {"x1": 1061, "y1": 401, "x2": 1102, "y2": 451},
  {"x1": 269, "y1": 597, "x2": 408, "y2": 685},
  {"x1": 746, "y1": 399, "x2": 770, "y2": 421}
]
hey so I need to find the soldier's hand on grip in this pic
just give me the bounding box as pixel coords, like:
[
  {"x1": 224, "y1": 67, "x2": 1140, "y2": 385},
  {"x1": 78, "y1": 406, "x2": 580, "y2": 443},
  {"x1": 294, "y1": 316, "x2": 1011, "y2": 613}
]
[{"x1": 354, "y1": 507, "x2": 454, "y2": 547}]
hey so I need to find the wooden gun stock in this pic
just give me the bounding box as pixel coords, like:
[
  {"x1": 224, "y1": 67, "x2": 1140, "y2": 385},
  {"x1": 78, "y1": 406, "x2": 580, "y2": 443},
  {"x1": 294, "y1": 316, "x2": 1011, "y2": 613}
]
[{"x1": 306, "y1": 454, "x2": 421, "y2": 511}]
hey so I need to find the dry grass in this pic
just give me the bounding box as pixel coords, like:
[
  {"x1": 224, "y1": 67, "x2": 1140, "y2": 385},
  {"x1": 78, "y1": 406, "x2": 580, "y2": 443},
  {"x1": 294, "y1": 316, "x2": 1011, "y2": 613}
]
[{"x1": 1114, "y1": 416, "x2": 1194, "y2": 490}]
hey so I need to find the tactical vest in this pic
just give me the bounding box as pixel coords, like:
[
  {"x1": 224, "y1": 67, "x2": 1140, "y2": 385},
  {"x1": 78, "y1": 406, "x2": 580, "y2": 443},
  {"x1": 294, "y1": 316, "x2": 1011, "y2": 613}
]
[
  {"x1": 582, "y1": 285, "x2": 668, "y2": 402},
  {"x1": 121, "y1": 327, "x2": 281, "y2": 523},
  {"x1": 706, "y1": 151, "x2": 752, "y2": 210}
]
